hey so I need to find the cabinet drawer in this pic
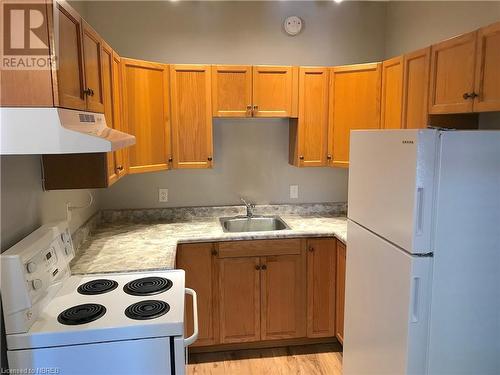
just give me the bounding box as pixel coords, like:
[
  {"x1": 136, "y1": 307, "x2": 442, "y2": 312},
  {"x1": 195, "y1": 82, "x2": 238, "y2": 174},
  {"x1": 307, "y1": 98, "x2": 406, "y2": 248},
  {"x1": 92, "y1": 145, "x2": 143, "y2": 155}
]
[{"x1": 218, "y1": 239, "x2": 302, "y2": 258}]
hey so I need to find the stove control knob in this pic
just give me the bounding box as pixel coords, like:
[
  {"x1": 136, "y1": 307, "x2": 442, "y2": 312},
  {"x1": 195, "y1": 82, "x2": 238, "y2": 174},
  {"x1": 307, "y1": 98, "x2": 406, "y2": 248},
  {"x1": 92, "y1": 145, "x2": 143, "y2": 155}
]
[
  {"x1": 32, "y1": 279, "x2": 42, "y2": 290},
  {"x1": 26, "y1": 262, "x2": 37, "y2": 274}
]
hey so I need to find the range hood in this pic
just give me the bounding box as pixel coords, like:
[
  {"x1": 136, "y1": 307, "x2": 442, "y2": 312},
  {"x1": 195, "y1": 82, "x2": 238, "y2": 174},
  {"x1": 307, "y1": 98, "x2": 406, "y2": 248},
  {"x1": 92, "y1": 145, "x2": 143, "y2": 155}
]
[{"x1": 1, "y1": 107, "x2": 135, "y2": 155}]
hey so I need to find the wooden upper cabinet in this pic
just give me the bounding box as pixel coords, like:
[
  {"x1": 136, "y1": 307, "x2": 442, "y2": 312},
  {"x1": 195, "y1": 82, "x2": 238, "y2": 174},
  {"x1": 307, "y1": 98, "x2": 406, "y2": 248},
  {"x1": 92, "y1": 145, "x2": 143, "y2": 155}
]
[
  {"x1": 473, "y1": 22, "x2": 500, "y2": 112},
  {"x1": 218, "y1": 257, "x2": 261, "y2": 344},
  {"x1": 252, "y1": 66, "x2": 298, "y2": 117},
  {"x1": 101, "y1": 42, "x2": 118, "y2": 186},
  {"x1": 121, "y1": 58, "x2": 171, "y2": 174},
  {"x1": 329, "y1": 63, "x2": 382, "y2": 168},
  {"x1": 381, "y1": 56, "x2": 403, "y2": 129},
  {"x1": 82, "y1": 21, "x2": 104, "y2": 113},
  {"x1": 212, "y1": 65, "x2": 252, "y2": 117},
  {"x1": 176, "y1": 243, "x2": 219, "y2": 347},
  {"x1": 429, "y1": 31, "x2": 477, "y2": 114},
  {"x1": 290, "y1": 67, "x2": 330, "y2": 167},
  {"x1": 335, "y1": 240, "x2": 346, "y2": 344},
  {"x1": 112, "y1": 52, "x2": 127, "y2": 178},
  {"x1": 261, "y1": 254, "x2": 306, "y2": 340},
  {"x1": 402, "y1": 47, "x2": 431, "y2": 129},
  {"x1": 54, "y1": 0, "x2": 86, "y2": 110},
  {"x1": 306, "y1": 238, "x2": 336, "y2": 338},
  {"x1": 170, "y1": 65, "x2": 213, "y2": 169}
]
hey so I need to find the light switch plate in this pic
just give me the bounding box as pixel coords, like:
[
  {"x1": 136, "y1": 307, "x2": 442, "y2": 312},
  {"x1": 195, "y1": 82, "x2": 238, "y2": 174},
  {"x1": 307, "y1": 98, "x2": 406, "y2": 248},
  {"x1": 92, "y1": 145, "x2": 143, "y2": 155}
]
[
  {"x1": 159, "y1": 188, "x2": 168, "y2": 202},
  {"x1": 290, "y1": 185, "x2": 299, "y2": 199}
]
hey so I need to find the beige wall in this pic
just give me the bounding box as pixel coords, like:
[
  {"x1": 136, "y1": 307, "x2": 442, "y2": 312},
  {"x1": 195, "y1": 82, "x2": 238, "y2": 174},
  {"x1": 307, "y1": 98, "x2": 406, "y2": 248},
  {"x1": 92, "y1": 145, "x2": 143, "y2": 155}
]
[
  {"x1": 80, "y1": 0, "x2": 387, "y2": 209},
  {"x1": 384, "y1": 1, "x2": 500, "y2": 58},
  {"x1": 0, "y1": 156, "x2": 99, "y2": 251}
]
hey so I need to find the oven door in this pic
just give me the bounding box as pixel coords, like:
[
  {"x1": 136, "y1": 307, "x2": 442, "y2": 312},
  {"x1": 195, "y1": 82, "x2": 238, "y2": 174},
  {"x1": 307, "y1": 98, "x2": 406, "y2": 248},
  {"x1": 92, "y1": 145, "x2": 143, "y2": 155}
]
[{"x1": 8, "y1": 336, "x2": 174, "y2": 375}]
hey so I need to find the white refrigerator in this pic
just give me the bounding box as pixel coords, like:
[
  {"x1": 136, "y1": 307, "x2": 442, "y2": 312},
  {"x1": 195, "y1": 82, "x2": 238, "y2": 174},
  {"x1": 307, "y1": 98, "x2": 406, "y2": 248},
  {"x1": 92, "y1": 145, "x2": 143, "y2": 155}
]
[{"x1": 343, "y1": 129, "x2": 500, "y2": 375}]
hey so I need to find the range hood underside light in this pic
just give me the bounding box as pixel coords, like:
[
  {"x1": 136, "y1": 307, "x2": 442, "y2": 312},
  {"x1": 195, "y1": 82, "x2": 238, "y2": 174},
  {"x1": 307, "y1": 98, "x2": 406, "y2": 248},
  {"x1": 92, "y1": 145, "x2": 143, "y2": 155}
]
[{"x1": 0, "y1": 107, "x2": 135, "y2": 155}]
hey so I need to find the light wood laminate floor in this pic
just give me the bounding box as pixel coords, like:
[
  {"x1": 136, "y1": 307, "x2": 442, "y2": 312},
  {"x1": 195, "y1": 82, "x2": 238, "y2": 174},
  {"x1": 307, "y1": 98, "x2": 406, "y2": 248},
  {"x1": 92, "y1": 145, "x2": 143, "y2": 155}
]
[{"x1": 187, "y1": 343, "x2": 343, "y2": 375}]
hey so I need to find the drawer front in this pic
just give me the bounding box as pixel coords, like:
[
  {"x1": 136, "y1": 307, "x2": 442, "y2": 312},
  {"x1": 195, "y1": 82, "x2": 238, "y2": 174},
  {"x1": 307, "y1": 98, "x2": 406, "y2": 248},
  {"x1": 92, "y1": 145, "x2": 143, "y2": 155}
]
[{"x1": 218, "y1": 239, "x2": 302, "y2": 258}]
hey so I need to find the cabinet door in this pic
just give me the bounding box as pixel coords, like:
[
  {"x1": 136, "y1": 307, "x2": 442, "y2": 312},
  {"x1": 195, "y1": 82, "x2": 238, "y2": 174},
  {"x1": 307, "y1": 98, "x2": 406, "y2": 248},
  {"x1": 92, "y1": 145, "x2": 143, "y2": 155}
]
[
  {"x1": 261, "y1": 254, "x2": 306, "y2": 340},
  {"x1": 329, "y1": 63, "x2": 381, "y2": 168},
  {"x1": 429, "y1": 31, "x2": 477, "y2": 114},
  {"x1": 402, "y1": 47, "x2": 431, "y2": 129},
  {"x1": 252, "y1": 66, "x2": 296, "y2": 117},
  {"x1": 82, "y1": 21, "x2": 104, "y2": 113},
  {"x1": 381, "y1": 56, "x2": 403, "y2": 129},
  {"x1": 294, "y1": 67, "x2": 330, "y2": 167},
  {"x1": 112, "y1": 52, "x2": 127, "y2": 178},
  {"x1": 121, "y1": 58, "x2": 171, "y2": 174},
  {"x1": 54, "y1": 1, "x2": 86, "y2": 110},
  {"x1": 306, "y1": 238, "x2": 336, "y2": 338},
  {"x1": 335, "y1": 240, "x2": 346, "y2": 344},
  {"x1": 212, "y1": 65, "x2": 252, "y2": 117},
  {"x1": 218, "y1": 257, "x2": 261, "y2": 344},
  {"x1": 170, "y1": 65, "x2": 213, "y2": 169},
  {"x1": 473, "y1": 22, "x2": 500, "y2": 112},
  {"x1": 176, "y1": 243, "x2": 219, "y2": 347},
  {"x1": 101, "y1": 42, "x2": 118, "y2": 186}
]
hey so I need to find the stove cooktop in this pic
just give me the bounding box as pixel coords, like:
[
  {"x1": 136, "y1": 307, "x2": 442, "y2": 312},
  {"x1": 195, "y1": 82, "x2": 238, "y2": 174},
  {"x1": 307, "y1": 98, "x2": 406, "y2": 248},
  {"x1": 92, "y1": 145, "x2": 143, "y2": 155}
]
[{"x1": 7, "y1": 270, "x2": 185, "y2": 350}]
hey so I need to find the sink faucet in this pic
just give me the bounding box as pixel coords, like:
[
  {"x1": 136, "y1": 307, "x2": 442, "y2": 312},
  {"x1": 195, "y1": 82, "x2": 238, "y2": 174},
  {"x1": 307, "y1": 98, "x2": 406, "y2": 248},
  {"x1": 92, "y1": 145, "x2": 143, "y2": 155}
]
[{"x1": 240, "y1": 197, "x2": 256, "y2": 218}]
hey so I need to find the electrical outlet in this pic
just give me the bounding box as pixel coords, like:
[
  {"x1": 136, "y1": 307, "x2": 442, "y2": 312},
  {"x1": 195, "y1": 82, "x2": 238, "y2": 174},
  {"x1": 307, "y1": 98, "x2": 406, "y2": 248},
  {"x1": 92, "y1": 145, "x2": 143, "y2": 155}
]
[
  {"x1": 290, "y1": 185, "x2": 299, "y2": 199},
  {"x1": 158, "y1": 188, "x2": 168, "y2": 203}
]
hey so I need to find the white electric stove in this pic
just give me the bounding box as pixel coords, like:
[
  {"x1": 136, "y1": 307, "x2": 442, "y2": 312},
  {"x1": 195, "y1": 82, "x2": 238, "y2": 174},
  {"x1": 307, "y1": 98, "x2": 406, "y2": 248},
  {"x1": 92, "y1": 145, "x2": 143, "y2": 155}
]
[{"x1": 1, "y1": 222, "x2": 198, "y2": 375}]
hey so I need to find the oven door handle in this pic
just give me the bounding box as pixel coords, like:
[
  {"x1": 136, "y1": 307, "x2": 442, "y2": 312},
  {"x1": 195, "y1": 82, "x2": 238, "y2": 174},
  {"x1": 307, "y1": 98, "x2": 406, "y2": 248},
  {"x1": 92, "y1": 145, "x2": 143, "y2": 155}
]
[{"x1": 184, "y1": 288, "x2": 199, "y2": 347}]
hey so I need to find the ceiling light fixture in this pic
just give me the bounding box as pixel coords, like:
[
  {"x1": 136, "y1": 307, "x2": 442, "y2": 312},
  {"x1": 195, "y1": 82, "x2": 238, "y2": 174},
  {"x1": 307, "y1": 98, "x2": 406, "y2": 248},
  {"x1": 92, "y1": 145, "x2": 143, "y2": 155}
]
[{"x1": 334, "y1": 0, "x2": 344, "y2": 3}]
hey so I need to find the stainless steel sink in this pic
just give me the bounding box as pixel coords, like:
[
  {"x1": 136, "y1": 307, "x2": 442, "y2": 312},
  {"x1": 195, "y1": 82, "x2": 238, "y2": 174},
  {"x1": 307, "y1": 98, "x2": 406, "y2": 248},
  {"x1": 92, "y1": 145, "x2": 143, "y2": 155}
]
[{"x1": 219, "y1": 216, "x2": 290, "y2": 233}]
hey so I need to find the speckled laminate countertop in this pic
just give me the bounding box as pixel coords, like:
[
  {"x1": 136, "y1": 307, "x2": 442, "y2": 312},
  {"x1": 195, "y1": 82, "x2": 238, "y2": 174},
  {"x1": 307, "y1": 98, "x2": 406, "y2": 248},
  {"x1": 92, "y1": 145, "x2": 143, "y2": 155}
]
[{"x1": 70, "y1": 204, "x2": 347, "y2": 275}]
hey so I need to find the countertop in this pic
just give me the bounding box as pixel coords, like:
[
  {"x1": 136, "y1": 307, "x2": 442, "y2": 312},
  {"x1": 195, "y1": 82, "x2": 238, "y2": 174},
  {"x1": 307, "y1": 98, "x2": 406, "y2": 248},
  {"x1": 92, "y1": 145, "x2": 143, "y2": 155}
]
[{"x1": 70, "y1": 204, "x2": 347, "y2": 275}]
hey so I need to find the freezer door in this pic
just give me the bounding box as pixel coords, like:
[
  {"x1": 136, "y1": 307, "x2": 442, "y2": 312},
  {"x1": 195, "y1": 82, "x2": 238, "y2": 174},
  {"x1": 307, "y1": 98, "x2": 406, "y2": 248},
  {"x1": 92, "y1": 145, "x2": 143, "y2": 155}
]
[
  {"x1": 343, "y1": 220, "x2": 432, "y2": 375},
  {"x1": 348, "y1": 129, "x2": 438, "y2": 254}
]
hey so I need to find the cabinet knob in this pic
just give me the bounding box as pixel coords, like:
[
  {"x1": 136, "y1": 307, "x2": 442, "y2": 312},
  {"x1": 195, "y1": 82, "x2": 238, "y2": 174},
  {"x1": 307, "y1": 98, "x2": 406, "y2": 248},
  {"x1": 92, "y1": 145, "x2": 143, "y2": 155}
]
[
  {"x1": 309, "y1": 246, "x2": 314, "y2": 252},
  {"x1": 253, "y1": 105, "x2": 258, "y2": 111},
  {"x1": 83, "y1": 88, "x2": 93, "y2": 96},
  {"x1": 255, "y1": 265, "x2": 261, "y2": 270},
  {"x1": 207, "y1": 156, "x2": 213, "y2": 162},
  {"x1": 463, "y1": 92, "x2": 478, "y2": 100},
  {"x1": 261, "y1": 264, "x2": 267, "y2": 270},
  {"x1": 211, "y1": 249, "x2": 218, "y2": 256},
  {"x1": 327, "y1": 155, "x2": 332, "y2": 160},
  {"x1": 246, "y1": 105, "x2": 252, "y2": 110},
  {"x1": 116, "y1": 165, "x2": 124, "y2": 171},
  {"x1": 299, "y1": 155, "x2": 304, "y2": 160},
  {"x1": 168, "y1": 157, "x2": 173, "y2": 163}
]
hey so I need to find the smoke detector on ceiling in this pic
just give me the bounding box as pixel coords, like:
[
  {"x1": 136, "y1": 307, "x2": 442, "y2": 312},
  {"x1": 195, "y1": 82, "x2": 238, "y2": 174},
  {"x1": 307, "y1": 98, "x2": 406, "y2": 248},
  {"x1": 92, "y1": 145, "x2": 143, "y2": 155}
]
[{"x1": 283, "y1": 16, "x2": 303, "y2": 36}]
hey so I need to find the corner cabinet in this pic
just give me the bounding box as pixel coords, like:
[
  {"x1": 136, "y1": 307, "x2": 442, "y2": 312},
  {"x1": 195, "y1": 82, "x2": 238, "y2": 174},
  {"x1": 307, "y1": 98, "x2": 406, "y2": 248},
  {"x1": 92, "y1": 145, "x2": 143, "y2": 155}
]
[
  {"x1": 289, "y1": 67, "x2": 330, "y2": 167},
  {"x1": 381, "y1": 56, "x2": 403, "y2": 129},
  {"x1": 170, "y1": 65, "x2": 213, "y2": 169},
  {"x1": 329, "y1": 63, "x2": 382, "y2": 168},
  {"x1": 121, "y1": 58, "x2": 171, "y2": 174}
]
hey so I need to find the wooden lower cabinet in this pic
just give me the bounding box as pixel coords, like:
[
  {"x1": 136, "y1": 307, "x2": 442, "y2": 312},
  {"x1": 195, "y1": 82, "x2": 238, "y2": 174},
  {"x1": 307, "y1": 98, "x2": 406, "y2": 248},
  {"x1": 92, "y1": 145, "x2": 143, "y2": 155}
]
[
  {"x1": 261, "y1": 254, "x2": 306, "y2": 340},
  {"x1": 176, "y1": 237, "x2": 344, "y2": 350},
  {"x1": 218, "y1": 257, "x2": 261, "y2": 344},
  {"x1": 176, "y1": 243, "x2": 219, "y2": 347},
  {"x1": 335, "y1": 240, "x2": 347, "y2": 344},
  {"x1": 306, "y1": 238, "x2": 336, "y2": 338}
]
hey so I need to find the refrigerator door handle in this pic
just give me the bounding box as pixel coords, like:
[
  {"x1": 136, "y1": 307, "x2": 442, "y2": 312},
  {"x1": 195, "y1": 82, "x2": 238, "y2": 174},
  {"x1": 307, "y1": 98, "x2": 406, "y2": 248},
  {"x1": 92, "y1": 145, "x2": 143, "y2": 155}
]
[
  {"x1": 416, "y1": 187, "x2": 424, "y2": 235},
  {"x1": 410, "y1": 277, "x2": 421, "y2": 323}
]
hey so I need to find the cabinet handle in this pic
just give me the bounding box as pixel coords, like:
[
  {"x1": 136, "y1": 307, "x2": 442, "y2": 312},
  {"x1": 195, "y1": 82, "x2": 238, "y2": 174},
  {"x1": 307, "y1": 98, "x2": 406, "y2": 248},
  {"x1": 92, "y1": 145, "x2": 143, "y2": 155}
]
[
  {"x1": 299, "y1": 156, "x2": 304, "y2": 160},
  {"x1": 255, "y1": 265, "x2": 261, "y2": 270},
  {"x1": 463, "y1": 92, "x2": 478, "y2": 100},
  {"x1": 207, "y1": 156, "x2": 213, "y2": 162},
  {"x1": 253, "y1": 105, "x2": 258, "y2": 111},
  {"x1": 327, "y1": 155, "x2": 332, "y2": 160},
  {"x1": 246, "y1": 105, "x2": 252, "y2": 110},
  {"x1": 309, "y1": 246, "x2": 314, "y2": 252},
  {"x1": 261, "y1": 264, "x2": 267, "y2": 270},
  {"x1": 168, "y1": 157, "x2": 173, "y2": 163},
  {"x1": 83, "y1": 88, "x2": 93, "y2": 96},
  {"x1": 211, "y1": 249, "x2": 218, "y2": 256},
  {"x1": 116, "y1": 165, "x2": 123, "y2": 171}
]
